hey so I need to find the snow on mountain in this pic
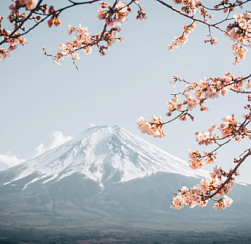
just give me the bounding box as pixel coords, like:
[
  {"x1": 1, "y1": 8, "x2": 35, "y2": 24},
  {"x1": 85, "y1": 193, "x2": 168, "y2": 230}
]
[{"x1": 3, "y1": 125, "x2": 209, "y2": 188}]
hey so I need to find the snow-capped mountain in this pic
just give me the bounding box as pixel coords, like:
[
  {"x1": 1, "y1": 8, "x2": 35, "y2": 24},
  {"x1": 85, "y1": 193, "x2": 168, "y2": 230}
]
[
  {"x1": 0, "y1": 125, "x2": 251, "y2": 232},
  {"x1": 2, "y1": 125, "x2": 208, "y2": 189}
]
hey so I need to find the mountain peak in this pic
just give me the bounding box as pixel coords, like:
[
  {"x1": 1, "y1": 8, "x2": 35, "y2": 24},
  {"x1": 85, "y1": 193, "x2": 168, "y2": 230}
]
[{"x1": 2, "y1": 125, "x2": 209, "y2": 189}]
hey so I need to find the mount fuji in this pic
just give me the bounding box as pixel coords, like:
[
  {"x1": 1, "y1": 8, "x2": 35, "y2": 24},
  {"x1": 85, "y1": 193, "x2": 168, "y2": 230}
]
[
  {"x1": 1, "y1": 125, "x2": 208, "y2": 189},
  {"x1": 0, "y1": 125, "x2": 251, "y2": 232}
]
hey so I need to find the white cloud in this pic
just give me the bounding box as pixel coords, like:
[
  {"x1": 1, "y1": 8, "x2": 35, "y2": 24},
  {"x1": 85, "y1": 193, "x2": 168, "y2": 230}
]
[
  {"x1": 34, "y1": 131, "x2": 73, "y2": 157},
  {"x1": 89, "y1": 123, "x2": 96, "y2": 127},
  {"x1": 0, "y1": 152, "x2": 25, "y2": 169},
  {"x1": 0, "y1": 131, "x2": 73, "y2": 171}
]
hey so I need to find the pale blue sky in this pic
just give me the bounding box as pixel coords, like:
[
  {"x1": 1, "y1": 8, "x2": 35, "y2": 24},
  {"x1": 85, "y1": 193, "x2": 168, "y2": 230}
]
[{"x1": 0, "y1": 0, "x2": 251, "y2": 182}]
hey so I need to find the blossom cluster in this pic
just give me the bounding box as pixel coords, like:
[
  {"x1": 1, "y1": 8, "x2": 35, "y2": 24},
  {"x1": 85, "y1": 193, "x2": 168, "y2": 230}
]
[
  {"x1": 136, "y1": 9, "x2": 147, "y2": 20},
  {"x1": 195, "y1": 131, "x2": 217, "y2": 146},
  {"x1": 1, "y1": 0, "x2": 49, "y2": 60},
  {"x1": 195, "y1": 115, "x2": 247, "y2": 145},
  {"x1": 48, "y1": 24, "x2": 93, "y2": 65},
  {"x1": 210, "y1": 166, "x2": 240, "y2": 180},
  {"x1": 204, "y1": 37, "x2": 217, "y2": 46},
  {"x1": 198, "y1": 6, "x2": 213, "y2": 20},
  {"x1": 227, "y1": 12, "x2": 251, "y2": 64},
  {"x1": 47, "y1": 6, "x2": 61, "y2": 28},
  {"x1": 188, "y1": 149, "x2": 219, "y2": 169},
  {"x1": 166, "y1": 91, "x2": 198, "y2": 120},
  {"x1": 10, "y1": 0, "x2": 38, "y2": 12},
  {"x1": 137, "y1": 116, "x2": 166, "y2": 138},
  {"x1": 219, "y1": 115, "x2": 238, "y2": 139},
  {"x1": 190, "y1": 112, "x2": 250, "y2": 165},
  {"x1": 171, "y1": 186, "x2": 208, "y2": 210},
  {"x1": 0, "y1": 16, "x2": 27, "y2": 60},
  {"x1": 168, "y1": 22, "x2": 195, "y2": 51},
  {"x1": 220, "y1": 114, "x2": 251, "y2": 142},
  {"x1": 171, "y1": 165, "x2": 238, "y2": 210},
  {"x1": 213, "y1": 195, "x2": 233, "y2": 209},
  {"x1": 232, "y1": 44, "x2": 248, "y2": 65},
  {"x1": 173, "y1": 0, "x2": 201, "y2": 15},
  {"x1": 169, "y1": 73, "x2": 250, "y2": 112},
  {"x1": 98, "y1": 1, "x2": 131, "y2": 27},
  {"x1": 45, "y1": 22, "x2": 125, "y2": 65}
]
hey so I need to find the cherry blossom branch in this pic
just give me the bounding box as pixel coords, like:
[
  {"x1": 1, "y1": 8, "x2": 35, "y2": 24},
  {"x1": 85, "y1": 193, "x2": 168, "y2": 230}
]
[
  {"x1": 202, "y1": 0, "x2": 250, "y2": 11},
  {"x1": 224, "y1": 74, "x2": 251, "y2": 89},
  {"x1": 212, "y1": 11, "x2": 233, "y2": 26},
  {"x1": 156, "y1": 1, "x2": 251, "y2": 64},
  {"x1": 204, "y1": 148, "x2": 251, "y2": 200},
  {"x1": 230, "y1": 88, "x2": 251, "y2": 93},
  {"x1": 133, "y1": 1, "x2": 251, "y2": 210},
  {"x1": 171, "y1": 148, "x2": 251, "y2": 210},
  {"x1": 0, "y1": 0, "x2": 43, "y2": 45},
  {"x1": 11, "y1": 0, "x2": 101, "y2": 40},
  {"x1": 0, "y1": 0, "x2": 107, "y2": 60},
  {"x1": 42, "y1": 0, "x2": 146, "y2": 66},
  {"x1": 156, "y1": 0, "x2": 227, "y2": 34},
  {"x1": 161, "y1": 111, "x2": 187, "y2": 125}
]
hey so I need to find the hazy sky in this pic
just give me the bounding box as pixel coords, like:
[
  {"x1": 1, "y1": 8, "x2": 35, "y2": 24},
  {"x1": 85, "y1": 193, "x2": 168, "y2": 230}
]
[{"x1": 1, "y1": 1, "x2": 251, "y2": 183}]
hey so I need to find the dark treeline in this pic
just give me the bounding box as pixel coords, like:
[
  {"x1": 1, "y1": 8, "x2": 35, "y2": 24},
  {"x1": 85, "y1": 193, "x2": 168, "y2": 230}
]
[{"x1": 0, "y1": 228, "x2": 251, "y2": 244}]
